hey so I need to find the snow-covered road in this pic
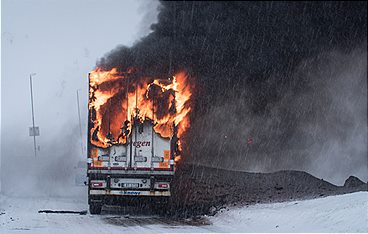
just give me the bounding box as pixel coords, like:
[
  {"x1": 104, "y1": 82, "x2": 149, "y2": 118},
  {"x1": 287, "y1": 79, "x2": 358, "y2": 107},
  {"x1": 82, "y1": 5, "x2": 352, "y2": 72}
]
[{"x1": 0, "y1": 192, "x2": 367, "y2": 233}]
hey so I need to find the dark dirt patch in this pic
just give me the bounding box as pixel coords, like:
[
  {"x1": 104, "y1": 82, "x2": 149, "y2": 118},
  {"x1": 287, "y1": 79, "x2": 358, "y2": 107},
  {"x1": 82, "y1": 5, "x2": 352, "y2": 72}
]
[
  {"x1": 344, "y1": 176, "x2": 366, "y2": 188},
  {"x1": 10, "y1": 228, "x2": 31, "y2": 231},
  {"x1": 168, "y1": 163, "x2": 367, "y2": 217},
  {"x1": 38, "y1": 210, "x2": 87, "y2": 215}
]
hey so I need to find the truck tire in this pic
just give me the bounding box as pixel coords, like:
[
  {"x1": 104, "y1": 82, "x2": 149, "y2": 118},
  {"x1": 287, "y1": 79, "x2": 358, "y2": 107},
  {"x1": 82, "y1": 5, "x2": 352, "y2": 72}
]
[
  {"x1": 89, "y1": 203, "x2": 102, "y2": 215},
  {"x1": 152, "y1": 198, "x2": 170, "y2": 215}
]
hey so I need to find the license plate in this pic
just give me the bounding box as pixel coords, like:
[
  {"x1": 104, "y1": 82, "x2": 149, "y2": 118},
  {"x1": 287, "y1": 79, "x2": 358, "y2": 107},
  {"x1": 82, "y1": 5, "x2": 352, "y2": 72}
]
[{"x1": 122, "y1": 183, "x2": 139, "y2": 188}]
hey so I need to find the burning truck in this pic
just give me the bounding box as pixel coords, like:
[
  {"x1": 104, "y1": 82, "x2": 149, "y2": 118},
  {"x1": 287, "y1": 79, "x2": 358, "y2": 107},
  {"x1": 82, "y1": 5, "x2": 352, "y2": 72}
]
[{"x1": 87, "y1": 68, "x2": 192, "y2": 214}]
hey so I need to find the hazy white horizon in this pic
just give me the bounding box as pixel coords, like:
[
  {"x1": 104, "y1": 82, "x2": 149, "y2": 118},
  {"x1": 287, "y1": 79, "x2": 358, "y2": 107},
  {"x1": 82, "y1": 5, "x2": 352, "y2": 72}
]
[{"x1": 1, "y1": 0, "x2": 160, "y2": 193}]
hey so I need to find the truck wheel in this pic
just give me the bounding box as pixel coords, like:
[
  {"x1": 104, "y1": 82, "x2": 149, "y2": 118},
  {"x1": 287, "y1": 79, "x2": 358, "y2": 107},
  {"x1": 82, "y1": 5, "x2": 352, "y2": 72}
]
[
  {"x1": 89, "y1": 203, "x2": 102, "y2": 215},
  {"x1": 153, "y1": 198, "x2": 170, "y2": 215}
]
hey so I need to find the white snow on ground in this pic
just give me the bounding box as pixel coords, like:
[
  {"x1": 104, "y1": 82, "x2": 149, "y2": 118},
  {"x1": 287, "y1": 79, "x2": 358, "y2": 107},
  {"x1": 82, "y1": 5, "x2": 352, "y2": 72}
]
[
  {"x1": 0, "y1": 191, "x2": 367, "y2": 233},
  {"x1": 211, "y1": 191, "x2": 368, "y2": 233}
]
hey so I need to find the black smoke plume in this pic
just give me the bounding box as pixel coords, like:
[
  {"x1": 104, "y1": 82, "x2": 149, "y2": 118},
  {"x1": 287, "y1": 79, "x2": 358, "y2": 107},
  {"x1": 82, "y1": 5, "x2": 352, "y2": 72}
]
[{"x1": 97, "y1": 1, "x2": 367, "y2": 184}]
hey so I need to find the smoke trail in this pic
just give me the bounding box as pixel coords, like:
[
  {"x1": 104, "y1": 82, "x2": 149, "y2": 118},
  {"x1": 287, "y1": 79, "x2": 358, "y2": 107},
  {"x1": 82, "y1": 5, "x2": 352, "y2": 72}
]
[
  {"x1": 184, "y1": 47, "x2": 367, "y2": 185},
  {"x1": 96, "y1": 2, "x2": 367, "y2": 184}
]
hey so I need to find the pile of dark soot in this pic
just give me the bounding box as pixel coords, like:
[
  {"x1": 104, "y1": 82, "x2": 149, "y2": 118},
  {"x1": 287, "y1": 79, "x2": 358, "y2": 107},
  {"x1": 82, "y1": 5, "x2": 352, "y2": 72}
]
[{"x1": 168, "y1": 164, "x2": 367, "y2": 218}]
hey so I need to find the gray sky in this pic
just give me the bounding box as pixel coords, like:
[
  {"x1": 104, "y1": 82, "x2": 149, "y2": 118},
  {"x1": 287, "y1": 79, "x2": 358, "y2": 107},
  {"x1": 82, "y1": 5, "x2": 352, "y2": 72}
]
[{"x1": 1, "y1": 0, "x2": 159, "y2": 157}]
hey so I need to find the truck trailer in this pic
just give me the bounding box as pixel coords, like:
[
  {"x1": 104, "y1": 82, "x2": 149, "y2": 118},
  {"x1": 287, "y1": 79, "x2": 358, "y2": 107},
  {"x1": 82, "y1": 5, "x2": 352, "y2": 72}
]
[{"x1": 87, "y1": 70, "x2": 183, "y2": 214}]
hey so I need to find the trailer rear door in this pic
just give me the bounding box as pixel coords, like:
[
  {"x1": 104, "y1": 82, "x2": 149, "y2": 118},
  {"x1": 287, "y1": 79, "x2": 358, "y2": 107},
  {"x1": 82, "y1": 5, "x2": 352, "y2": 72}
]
[{"x1": 128, "y1": 121, "x2": 171, "y2": 169}]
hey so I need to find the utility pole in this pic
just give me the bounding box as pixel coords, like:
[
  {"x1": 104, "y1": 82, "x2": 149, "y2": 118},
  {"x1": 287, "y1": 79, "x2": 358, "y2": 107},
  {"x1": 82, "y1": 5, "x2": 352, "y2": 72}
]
[
  {"x1": 29, "y1": 73, "x2": 37, "y2": 157},
  {"x1": 76, "y1": 89, "x2": 84, "y2": 155}
]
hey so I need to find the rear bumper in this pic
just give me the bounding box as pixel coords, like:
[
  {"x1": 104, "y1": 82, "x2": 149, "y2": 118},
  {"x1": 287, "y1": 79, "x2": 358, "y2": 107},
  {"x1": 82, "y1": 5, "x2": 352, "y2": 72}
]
[
  {"x1": 89, "y1": 189, "x2": 171, "y2": 196},
  {"x1": 88, "y1": 171, "x2": 173, "y2": 198}
]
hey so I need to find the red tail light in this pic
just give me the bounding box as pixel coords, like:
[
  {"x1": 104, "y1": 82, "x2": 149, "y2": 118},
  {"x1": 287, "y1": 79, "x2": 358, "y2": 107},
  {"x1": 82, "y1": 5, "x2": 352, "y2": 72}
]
[
  {"x1": 90, "y1": 180, "x2": 106, "y2": 188},
  {"x1": 158, "y1": 183, "x2": 169, "y2": 188}
]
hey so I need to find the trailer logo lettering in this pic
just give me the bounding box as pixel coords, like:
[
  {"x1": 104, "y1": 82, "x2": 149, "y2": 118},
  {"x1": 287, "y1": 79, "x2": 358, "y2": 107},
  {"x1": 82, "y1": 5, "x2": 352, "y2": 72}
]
[{"x1": 133, "y1": 141, "x2": 150, "y2": 148}]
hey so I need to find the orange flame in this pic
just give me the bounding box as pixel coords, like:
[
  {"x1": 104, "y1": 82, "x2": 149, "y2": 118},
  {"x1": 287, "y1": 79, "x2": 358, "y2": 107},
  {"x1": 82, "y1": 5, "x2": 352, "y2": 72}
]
[{"x1": 89, "y1": 68, "x2": 193, "y2": 161}]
